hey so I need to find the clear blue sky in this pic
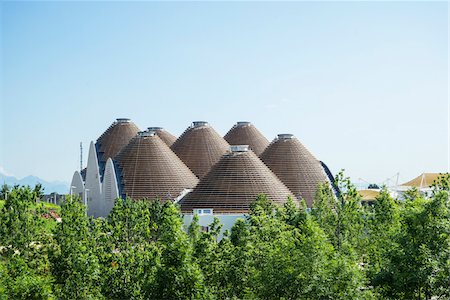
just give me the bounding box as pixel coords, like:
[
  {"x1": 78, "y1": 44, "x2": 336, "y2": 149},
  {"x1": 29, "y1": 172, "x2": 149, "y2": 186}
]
[{"x1": 1, "y1": 1, "x2": 448, "y2": 186}]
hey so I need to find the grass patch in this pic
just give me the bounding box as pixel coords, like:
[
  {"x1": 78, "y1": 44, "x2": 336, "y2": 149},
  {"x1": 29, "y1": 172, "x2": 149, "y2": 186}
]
[
  {"x1": 40, "y1": 201, "x2": 60, "y2": 213},
  {"x1": 0, "y1": 198, "x2": 60, "y2": 233},
  {"x1": 35, "y1": 202, "x2": 61, "y2": 233}
]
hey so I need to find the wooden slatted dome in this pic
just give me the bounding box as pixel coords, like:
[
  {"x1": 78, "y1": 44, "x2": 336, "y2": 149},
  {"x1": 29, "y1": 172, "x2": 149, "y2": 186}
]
[
  {"x1": 96, "y1": 118, "x2": 140, "y2": 177},
  {"x1": 147, "y1": 127, "x2": 177, "y2": 147},
  {"x1": 260, "y1": 134, "x2": 329, "y2": 207},
  {"x1": 180, "y1": 145, "x2": 297, "y2": 213},
  {"x1": 114, "y1": 131, "x2": 199, "y2": 201},
  {"x1": 224, "y1": 122, "x2": 269, "y2": 156},
  {"x1": 171, "y1": 121, "x2": 230, "y2": 179}
]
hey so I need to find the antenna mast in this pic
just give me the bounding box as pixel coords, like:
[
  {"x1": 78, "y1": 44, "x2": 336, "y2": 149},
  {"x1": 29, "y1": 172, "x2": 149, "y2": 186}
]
[{"x1": 80, "y1": 142, "x2": 83, "y2": 171}]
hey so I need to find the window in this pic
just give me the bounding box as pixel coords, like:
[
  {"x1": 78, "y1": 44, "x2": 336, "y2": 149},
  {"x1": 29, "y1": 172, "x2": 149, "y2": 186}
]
[{"x1": 194, "y1": 208, "x2": 213, "y2": 215}]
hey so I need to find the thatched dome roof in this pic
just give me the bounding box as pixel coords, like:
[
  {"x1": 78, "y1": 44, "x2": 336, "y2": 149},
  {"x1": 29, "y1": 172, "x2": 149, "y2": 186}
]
[
  {"x1": 260, "y1": 134, "x2": 329, "y2": 207},
  {"x1": 180, "y1": 145, "x2": 296, "y2": 213},
  {"x1": 96, "y1": 118, "x2": 140, "y2": 176},
  {"x1": 224, "y1": 122, "x2": 269, "y2": 156},
  {"x1": 115, "y1": 131, "x2": 199, "y2": 201},
  {"x1": 171, "y1": 121, "x2": 230, "y2": 179},
  {"x1": 147, "y1": 127, "x2": 177, "y2": 147}
]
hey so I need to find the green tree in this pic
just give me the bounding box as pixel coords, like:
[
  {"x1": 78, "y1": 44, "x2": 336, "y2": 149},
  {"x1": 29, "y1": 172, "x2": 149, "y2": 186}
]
[
  {"x1": 365, "y1": 188, "x2": 401, "y2": 287},
  {"x1": 311, "y1": 172, "x2": 367, "y2": 256},
  {"x1": 151, "y1": 201, "x2": 206, "y2": 299},
  {"x1": 374, "y1": 174, "x2": 450, "y2": 299},
  {"x1": 0, "y1": 186, "x2": 44, "y2": 248},
  {"x1": 50, "y1": 196, "x2": 102, "y2": 299},
  {"x1": 189, "y1": 215, "x2": 242, "y2": 298},
  {"x1": 99, "y1": 198, "x2": 161, "y2": 299},
  {"x1": 0, "y1": 184, "x2": 10, "y2": 201},
  {"x1": 0, "y1": 185, "x2": 55, "y2": 299},
  {"x1": 222, "y1": 194, "x2": 373, "y2": 299}
]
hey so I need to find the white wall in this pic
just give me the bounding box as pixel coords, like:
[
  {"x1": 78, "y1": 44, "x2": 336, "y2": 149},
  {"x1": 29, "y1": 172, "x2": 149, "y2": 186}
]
[
  {"x1": 70, "y1": 171, "x2": 84, "y2": 198},
  {"x1": 102, "y1": 158, "x2": 119, "y2": 217},
  {"x1": 183, "y1": 213, "x2": 246, "y2": 238},
  {"x1": 85, "y1": 141, "x2": 102, "y2": 217}
]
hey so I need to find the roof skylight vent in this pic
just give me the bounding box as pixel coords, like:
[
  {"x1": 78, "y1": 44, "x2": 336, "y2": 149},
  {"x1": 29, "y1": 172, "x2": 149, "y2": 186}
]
[
  {"x1": 138, "y1": 131, "x2": 155, "y2": 137},
  {"x1": 147, "y1": 127, "x2": 163, "y2": 131},
  {"x1": 230, "y1": 145, "x2": 249, "y2": 152},
  {"x1": 192, "y1": 121, "x2": 209, "y2": 128},
  {"x1": 116, "y1": 118, "x2": 131, "y2": 123},
  {"x1": 277, "y1": 134, "x2": 294, "y2": 140}
]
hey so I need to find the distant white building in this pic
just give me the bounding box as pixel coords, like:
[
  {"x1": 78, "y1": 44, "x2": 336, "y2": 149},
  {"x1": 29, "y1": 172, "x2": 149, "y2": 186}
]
[{"x1": 392, "y1": 173, "x2": 445, "y2": 199}]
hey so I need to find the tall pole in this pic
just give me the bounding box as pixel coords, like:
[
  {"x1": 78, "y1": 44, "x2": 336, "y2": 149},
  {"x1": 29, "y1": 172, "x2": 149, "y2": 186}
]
[
  {"x1": 84, "y1": 189, "x2": 89, "y2": 216},
  {"x1": 80, "y1": 142, "x2": 83, "y2": 172},
  {"x1": 420, "y1": 173, "x2": 425, "y2": 189},
  {"x1": 84, "y1": 189, "x2": 90, "y2": 207},
  {"x1": 70, "y1": 186, "x2": 76, "y2": 198}
]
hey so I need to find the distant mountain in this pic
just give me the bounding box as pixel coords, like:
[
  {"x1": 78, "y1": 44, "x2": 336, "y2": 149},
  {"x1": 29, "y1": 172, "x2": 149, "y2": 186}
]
[{"x1": 0, "y1": 173, "x2": 69, "y2": 194}]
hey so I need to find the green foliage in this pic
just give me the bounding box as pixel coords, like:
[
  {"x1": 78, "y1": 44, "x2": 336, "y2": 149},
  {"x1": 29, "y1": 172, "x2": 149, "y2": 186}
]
[
  {"x1": 99, "y1": 198, "x2": 161, "y2": 299},
  {"x1": 311, "y1": 172, "x2": 366, "y2": 256},
  {"x1": 0, "y1": 184, "x2": 10, "y2": 201},
  {"x1": 365, "y1": 188, "x2": 401, "y2": 282},
  {"x1": 0, "y1": 185, "x2": 56, "y2": 299},
  {"x1": 1, "y1": 173, "x2": 449, "y2": 299},
  {"x1": 2, "y1": 256, "x2": 54, "y2": 300},
  {"x1": 373, "y1": 176, "x2": 450, "y2": 299},
  {"x1": 243, "y1": 194, "x2": 371, "y2": 299},
  {"x1": 50, "y1": 195, "x2": 102, "y2": 299},
  {"x1": 152, "y1": 201, "x2": 206, "y2": 299},
  {"x1": 0, "y1": 186, "x2": 45, "y2": 248},
  {"x1": 189, "y1": 194, "x2": 371, "y2": 299}
]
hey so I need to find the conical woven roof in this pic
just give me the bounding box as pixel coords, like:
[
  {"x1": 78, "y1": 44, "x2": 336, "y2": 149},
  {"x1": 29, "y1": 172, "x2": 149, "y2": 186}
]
[
  {"x1": 260, "y1": 134, "x2": 329, "y2": 207},
  {"x1": 171, "y1": 121, "x2": 230, "y2": 179},
  {"x1": 224, "y1": 122, "x2": 269, "y2": 156},
  {"x1": 115, "y1": 131, "x2": 199, "y2": 201},
  {"x1": 96, "y1": 118, "x2": 140, "y2": 176},
  {"x1": 180, "y1": 145, "x2": 296, "y2": 213},
  {"x1": 147, "y1": 127, "x2": 177, "y2": 147}
]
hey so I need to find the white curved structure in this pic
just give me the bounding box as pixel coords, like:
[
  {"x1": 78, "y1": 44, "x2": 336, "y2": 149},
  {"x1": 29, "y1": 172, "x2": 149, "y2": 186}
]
[
  {"x1": 102, "y1": 158, "x2": 119, "y2": 217},
  {"x1": 71, "y1": 141, "x2": 121, "y2": 218},
  {"x1": 70, "y1": 171, "x2": 84, "y2": 198},
  {"x1": 85, "y1": 141, "x2": 102, "y2": 217}
]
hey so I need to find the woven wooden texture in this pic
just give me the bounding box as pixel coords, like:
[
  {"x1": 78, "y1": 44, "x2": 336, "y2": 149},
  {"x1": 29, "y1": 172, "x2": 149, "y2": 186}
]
[
  {"x1": 260, "y1": 136, "x2": 328, "y2": 207},
  {"x1": 115, "y1": 134, "x2": 199, "y2": 201},
  {"x1": 96, "y1": 120, "x2": 140, "y2": 165},
  {"x1": 180, "y1": 150, "x2": 296, "y2": 213},
  {"x1": 224, "y1": 122, "x2": 269, "y2": 156},
  {"x1": 149, "y1": 127, "x2": 177, "y2": 147},
  {"x1": 171, "y1": 124, "x2": 230, "y2": 179}
]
